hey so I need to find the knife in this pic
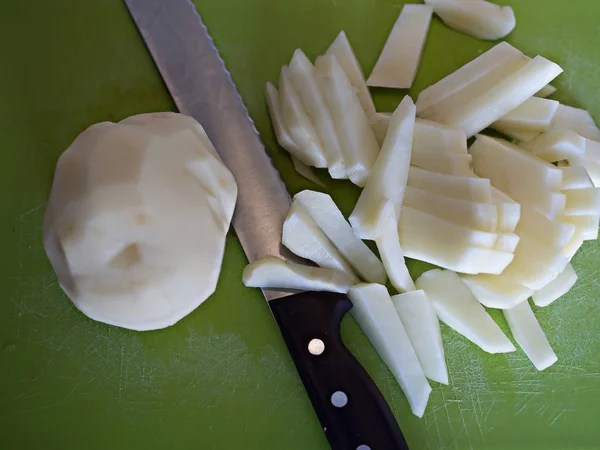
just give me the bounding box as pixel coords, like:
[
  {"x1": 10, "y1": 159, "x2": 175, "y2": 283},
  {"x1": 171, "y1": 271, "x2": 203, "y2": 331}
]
[{"x1": 124, "y1": 1, "x2": 409, "y2": 448}]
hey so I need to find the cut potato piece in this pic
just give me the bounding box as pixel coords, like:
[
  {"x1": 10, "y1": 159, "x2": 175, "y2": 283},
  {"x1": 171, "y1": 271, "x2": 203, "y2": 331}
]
[
  {"x1": 462, "y1": 274, "x2": 532, "y2": 309},
  {"x1": 516, "y1": 206, "x2": 575, "y2": 250},
  {"x1": 315, "y1": 54, "x2": 379, "y2": 186},
  {"x1": 44, "y1": 113, "x2": 237, "y2": 331},
  {"x1": 367, "y1": 4, "x2": 432, "y2": 88},
  {"x1": 564, "y1": 188, "x2": 600, "y2": 216},
  {"x1": 279, "y1": 67, "x2": 328, "y2": 168},
  {"x1": 370, "y1": 112, "x2": 391, "y2": 146},
  {"x1": 562, "y1": 228, "x2": 585, "y2": 259},
  {"x1": 470, "y1": 135, "x2": 565, "y2": 218},
  {"x1": 399, "y1": 207, "x2": 514, "y2": 274},
  {"x1": 408, "y1": 166, "x2": 493, "y2": 203},
  {"x1": 495, "y1": 233, "x2": 520, "y2": 253},
  {"x1": 416, "y1": 270, "x2": 516, "y2": 353},
  {"x1": 535, "y1": 84, "x2": 557, "y2": 98},
  {"x1": 490, "y1": 187, "x2": 520, "y2": 233},
  {"x1": 266, "y1": 82, "x2": 299, "y2": 154},
  {"x1": 496, "y1": 126, "x2": 541, "y2": 143},
  {"x1": 291, "y1": 157, "x2": 325, "y2": 187},
  {"x1": 522, "y1": 129, "x2": 585, "y2": 163},
  {"x1": 414, "y1": 119, "x2": 468, "y2": 154},
  {"x1": 532, "y1": 263, "x2": 577, "y2": 307},
  {"x1": 585, "y1": 138, "x2": 600, "y2": 162},
  {"x1": 289, "y1": 50, "x2": 346, "y2": 178},
  {"x1": 500, "y1": 235, "x2": 569, "y2": 290},
  {"x1": 492, "y1": 97, "x2": 559, "y2": 133},
  {"x1": 578, "y1": 158, "x2": 600, "y2": 187},
  {"x1": 350, "y1": 96, "x2": 415, "y2": 238},
  {"x1": 242, "y1": 256, "x2": 354, "y2": 293},
  {"x1": 445, "y1": 56, "x2": 563, "y2": 137},
  {"x1": 294, "y1": 190, "x2": 386, "y2": 283},
  {"x1": 551, "y1": 104, "x2": 600, "y2": 141},
  {"x1": 503, "y1": 301, "x2": 557, "y2": 371},
  {"x1": 392, "y1": 290, "x2": 448, "y2": 384},
  {"x1": 418, "y1": 44, "x2": 529, "y2": 122},
  {"x1": 282, "y1": 202, "x2": 358, "y2": 280},
  {"x1": 563, "y1": 215, "x2": 599, "y2": 241},
  {"x1": 424, "y1": 0, "x2": 515, "y2": 40},
  {"x1": 348, "y1": 283, "x2": 432, "y2": 417},
  {"x1": 326, "y1": 31, "x2": 376, "y2": 118},
  {"x1": 376, "y1": 216, "x2": 415, "y2": 293},
  {"x1": 404, "y1": 186, "x2": 498, "y2": 232},
  {"x1": 410, "y1": 151, "x2": 472, "y2": 176}
]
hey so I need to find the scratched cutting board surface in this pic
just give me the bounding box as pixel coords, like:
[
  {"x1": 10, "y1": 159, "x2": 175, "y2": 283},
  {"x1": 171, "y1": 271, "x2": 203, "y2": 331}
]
[{"x1": 1, "y1": 0, "x2": 600, "y2": 449}]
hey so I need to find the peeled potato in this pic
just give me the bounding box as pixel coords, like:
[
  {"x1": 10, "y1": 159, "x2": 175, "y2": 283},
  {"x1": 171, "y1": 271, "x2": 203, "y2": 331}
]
[{"x1": 43, "y1": 112, "x2": 237, "y2": 331}]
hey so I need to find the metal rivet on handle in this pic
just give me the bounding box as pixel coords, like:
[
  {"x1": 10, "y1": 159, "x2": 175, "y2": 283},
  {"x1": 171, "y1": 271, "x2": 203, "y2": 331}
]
[
  {"x1": 330, "y1": 391, "x2": 348, "y2": 408},
  {"x1": 308, "y1": 338, "x2": 325, "y2": 355}
]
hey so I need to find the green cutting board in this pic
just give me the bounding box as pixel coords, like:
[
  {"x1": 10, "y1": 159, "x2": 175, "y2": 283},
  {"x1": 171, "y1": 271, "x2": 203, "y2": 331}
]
[{"x1": 1, "y1": 0, "x2": 599, "y2": 448}]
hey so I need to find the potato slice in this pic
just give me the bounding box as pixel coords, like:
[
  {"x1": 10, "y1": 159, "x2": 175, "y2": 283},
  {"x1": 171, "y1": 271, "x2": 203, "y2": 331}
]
[
  {"x1": 522, "y1": 129, "x2": 585, "y2": 163},
  {"x1": 294, "y1": 190, "x2": 386, "y2": 283},
  {"x1": 490, "y1": 187, "x2": 521, "y2": 233},
  {"x1": 291, "y1": 157, "x2": 325, "y2": 187},
  {"x1": 416, "y1": 270, "x2": 516, "y2": 353},
  {"x1": 408, "y1": 166, "x2": 493, "y2": 203},
  {"x1": 367, "y1": 4, "x2": 432, "y2": 89},
  {"x1": 495, "y1": 233, "x2": 520, "y2": 253},
  {"x1": 392, "y1": 290, "x2": 448, "y2": 384},
  {"x1": 265, "y1": 82, "x2": 300, "y2": 154},
  {"x1": 315, "y1": 54, "x2": 379, "y2": 186},
  {"x1": 424, "y1": 0, "x2": 515, "y2": 40},
  {"x1": 564, "y1": 188, "x2": 600, "y2": 216},
  {"x1": 279, "y1": 66, "x2": 328, "y2": 167},
  {"x1": 516, "y1": 206, "x2": 576, "y2": 249},
  {"x1": 348, "y1": 283, "x2": 432, "y2": 417},
  {"x1": 375, "y1": 217, "x2": 415, "y2": 292},
  {"x1": 289, "y1": 50, "x2": 346, "y2": 178},
  {"x1": 243, "y1": 256, "x2": 354, "y2": 293},
  {"x1": 326, "y1": 31, "x2": 376, "y2": 117},
  {"x1": 535, "y1": 84, "x2": 557, "y2": 98},
  {"x1": 532, "y1": 263, "x2": 577, "y2": 307},
  {"x1": 349, "y1": 96, "x2": 415, "y2": 238},
  {"x1": 578, "y1": 158, "x2": 600, "y2": 187},
  {"x1": 551, "y1": 104, "x2": 600, "y2": 141},
  {"x1": 370, "y1": 112, "x2": 391, "y2": 146},
  {"x1": 492, "y1": 97, "x2": 559, "y2": 133},
  {"x1": 410, "y1": 151, "x2": 472, "y2": 176},
  {"x1": 282, "y1": 202, "x2": 358, "y2": 280},
  {"x1": 404, "y1": 186, "x2": 498, "y2": 232},
  {"x1": 461, "y1": 274, "x2": 533, "y2": 309},
  {"x1": 563, "y1": 215, "x2": 599, "y2": 241},
  {"x1": 414, "y1": 119, "x2": 468, "y2": 154},
  {"x1": 497, "y1": 127, "x2": 541, "y2": 143},
  {"x1": 445, "y1": 56, "x2": 563, "y2": 137},
  {"x1": 503, "y1": 301, "x2": 557, "y2": 371}
]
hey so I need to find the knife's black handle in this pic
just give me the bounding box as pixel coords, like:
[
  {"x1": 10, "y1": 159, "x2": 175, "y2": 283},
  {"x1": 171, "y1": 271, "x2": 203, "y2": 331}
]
[{"x1": 269, "y1": 291, "x2": 409, "y2": 450}]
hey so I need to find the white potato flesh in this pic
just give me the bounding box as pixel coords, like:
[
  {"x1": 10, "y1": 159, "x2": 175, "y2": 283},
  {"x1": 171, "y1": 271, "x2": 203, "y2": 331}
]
[
  {"x1": 326, "y1": 31, "x2": 376, "y2": 117},
  {"x1": 242, "y1": 256, "x2": 354, "y2": 293},
  {"x1": 585, "y1": 138, "x2": 600, "y2": 162},
  {"x1": 408, "y1": 166, "x2": 493, "y2": 203},
  {"x1": 551, "y1": 104, "x2": 600, "y2": 141},
  {"x1": 522, "y1": 129, "x2": 586, "y2": 163},
  {"x1": 424, "y1": 0, "x2": 515, "y2": 40},
  {"x1": 461, "y1": 274, "x2": 532, "y2": 309},
  {"x1": 392, "y1": 290, "x2": 448, "y2": 384},
  {"x1": 495, "y1": 233, "x2": 520, "y2": 253},
  {"x1": 535, "y1": 84, "x2": 557, "y2": 98},
  {"x1": 291, "y1": 157, "x2": 325, "y2": 187},
  {"x1": 367, "y1": 4, "x2": 432, "y2": 89},
  {"x1": 562, "y1": 228, "x2": 585, "y2": 259},
  {"x1": 497, "y1": 127, "x2": 541, "y2": 143},
  {"x1": 410, "y1": 151, "x2": 473, "y2": 176},
  {"x1": 491, "y1": 188, "x2": 521, "y2": 233},
  {"x1": 266, "y1": 82, "x2": 300, "y2": 154},
  {"x1": 503, "y1": 301, "x2": 557, "y2": 371},
  {"x1": 350, "y1": 96, "x2": 415, "y2": 238},
  {"x1": 414, "y1": 119, "x2": 468, "y2": 154},
  {"x1": 532, "y1": 263, "x2": 577, "y2": 307},
  {"x1": 564, "y1": 188, "x2": 600, "y2": 216},
  {"x1": 44, "y1": 113, "x2": 237, "y2": 331},
  {"x1": 470, "y1": 135, "x2": 565, "y2": 218},
  {"x1": 375, "y1": 217, "x2": 415, "y2": 292},
  {"x1": 279, "y1": 66, "x2": 328, "y2": 168},
  {"x1": 315, "y1": 54, "x2": 380, "y2": 186},
  {"x1": 500, "y1": 235, "x2": 569, "y2": 290},
  {"x1": 348, "y1": 283, "x2": 432, "y2": 417},
  {"x1": 516, "y1": 206, "x2": 576, "y2": 249},
  {"x1": 404, "y1": 186, "x2": 498, "y2": 232},
  {"x1": 578, "y1": 158, "x2": 600, "y2": 187},
  {"x1": 289, "y1": 50, "x2": 346, "y2": 178},
  {"x1": 417, "y1": 43, "x2": 529, "y2": 121},
  {"x1": 370, "y1": 112, "x2": 391, "y2": 145},
  {"x1": 563, "y1": 215, "x2": 600, "y2": 241},
  {"x1": 294, "y1": 190, "x2": 386, "y2": 283},
  {"x1": 282, "y1": 202, "x2": 358, "y2": 280},
  {"x1": 445, "y1": 56, "x2": 563, "y2": 137},
  {"x1": 399, "y1": 207, "x2": 514, "y2": 274},
  {"x1": 416, "y1": 270, "x2": 516, "y2": 353},
  {"x1": 492, "y1": 97, "x2": 559, "y2": 133}
]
